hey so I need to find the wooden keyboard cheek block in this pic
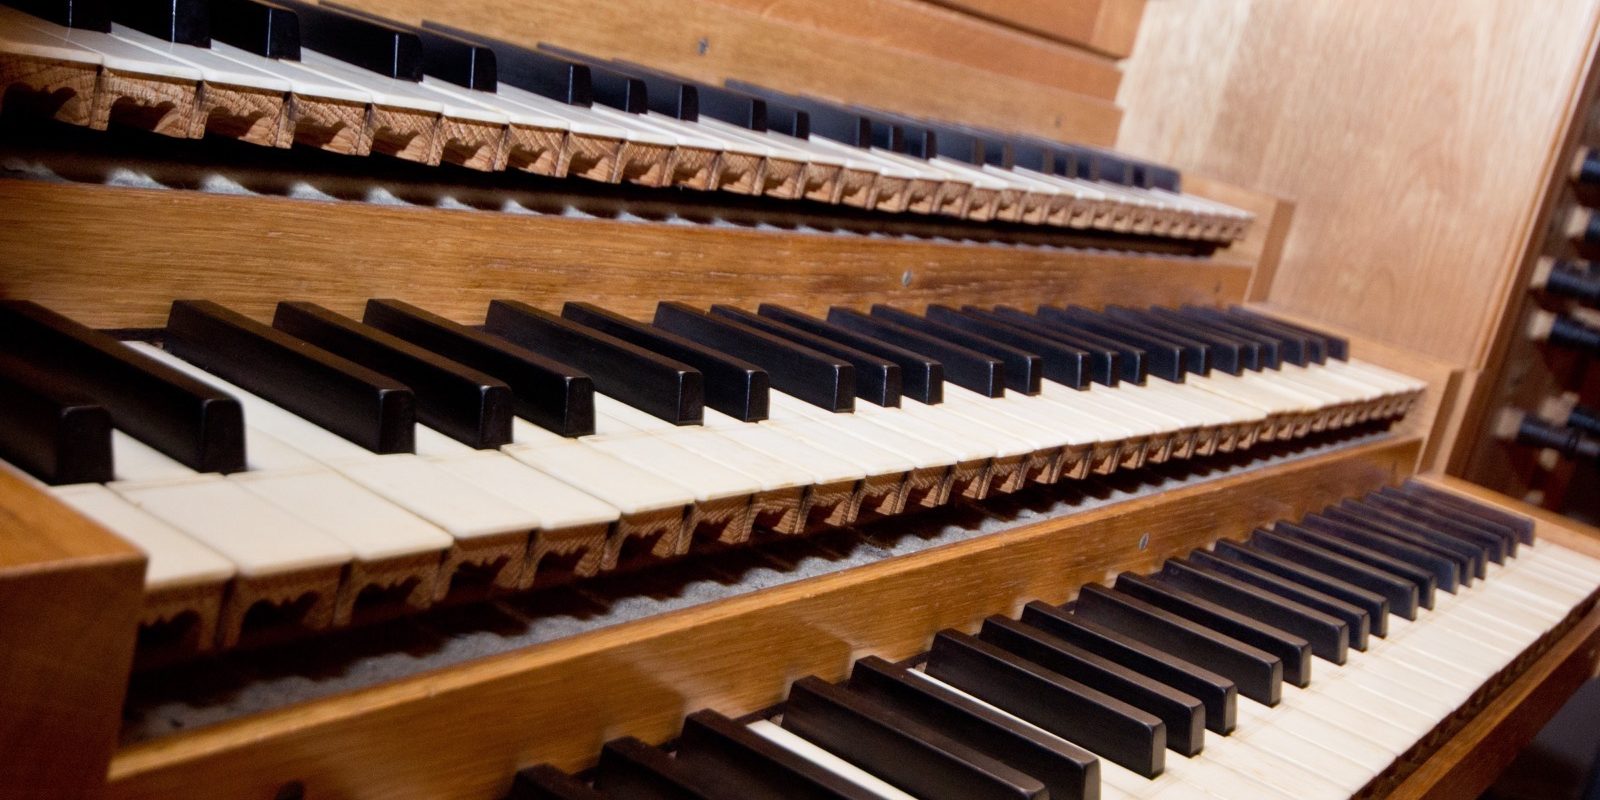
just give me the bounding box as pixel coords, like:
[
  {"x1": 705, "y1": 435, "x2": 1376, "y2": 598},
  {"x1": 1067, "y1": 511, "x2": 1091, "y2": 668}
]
[
  {"x1": 0, "y1": 467, "x2": 145, "y2": 800},
  {"x1": 105, "y1": 436, "x2": 1423, "y2": 800}
]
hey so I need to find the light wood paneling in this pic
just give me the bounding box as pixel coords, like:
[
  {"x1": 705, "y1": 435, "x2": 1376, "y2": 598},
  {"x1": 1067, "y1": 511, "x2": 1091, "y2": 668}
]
[
  {"x1": 0, "y1": 469, "x2": 146, "y2": 800},
  {"x1": 705, "y1": 0, "x2": 1124, "y2": 102},
  {"x1": 107, "y1": 437, "x2": 1420, "y2": 800},
  {"x1": 339, "y1": 0, "x2": 1121, "y2": 146},
  {"x1": 1117, "y1": 0, "x2": 1600, "y2": 366},
  {"x1": 0, "y1": 179, "x2": 1250, "y2": 329},
  {"x1": 924, "y1": 0, "x2": 1146, "y2": 57}
]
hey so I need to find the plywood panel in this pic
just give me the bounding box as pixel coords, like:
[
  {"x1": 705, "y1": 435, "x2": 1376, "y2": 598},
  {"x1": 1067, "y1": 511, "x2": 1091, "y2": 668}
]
[
  {"x1": 0, "y1": 180, "x2": 1251, "y2": 329},
  {"x1": 706, "y1": 0, "x2": 1124, "y2": 102},
  {"x1": 340, "y1": 0, "x2": 1121, "y2": 146},
  {"x1": 1117, "y1": 0, "x2": 1600, "y2": 366}
]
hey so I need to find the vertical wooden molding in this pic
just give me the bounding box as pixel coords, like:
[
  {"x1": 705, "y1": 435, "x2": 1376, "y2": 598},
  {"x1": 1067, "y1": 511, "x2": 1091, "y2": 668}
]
[{"x1": 0, "y1": 469, "x2": 145, "y2": 800}]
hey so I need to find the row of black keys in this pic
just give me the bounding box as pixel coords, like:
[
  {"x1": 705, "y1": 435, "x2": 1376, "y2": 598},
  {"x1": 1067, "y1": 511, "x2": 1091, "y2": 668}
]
[
  {"x1": 0, "y1": 298, "x2": 1345, "y2": 485},
  {"x1": 508, "y1": 480, "x2": 1534, "y2": 800},
  {"x1": 1, "y1": 0, "x2": 1178, "y2": 191}
]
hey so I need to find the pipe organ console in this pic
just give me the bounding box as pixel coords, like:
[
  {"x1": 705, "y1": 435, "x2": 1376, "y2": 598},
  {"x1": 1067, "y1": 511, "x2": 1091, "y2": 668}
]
[{"x1": 5, "y1": 2, "x2": 1600, "y2": 800}]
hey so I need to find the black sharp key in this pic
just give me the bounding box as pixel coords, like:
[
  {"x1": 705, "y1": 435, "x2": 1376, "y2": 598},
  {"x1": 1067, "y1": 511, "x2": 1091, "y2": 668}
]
[
  {"x1": 562, "y1": 303, "x2": 767, "y2": 422},
  {"x1": 1159, "y1": 559, "x2": 1348, "y2": 663},
  {"x1": 1039, "y1": 306, "x2": 1186, "y2": 382},
  {"x1": 1021, "y1": 601, "x2": 1237, "y2": 734},
  {"x1": 758, "y1": 305, "x2": 943, "y2": 404},
  {"x1": 605, "y1": 62, "x2": 698, "y2": 121},
  {"x1": 1070, "y1": 306, "x2": 1211, "y2": 377},
  {"x1": 1180, "y1": 306, "x2": 1307, "y2": 367},
  {"x1": 166, "y1": 301, "x2": 414, "y2": 454},
  {"x1": 869, "y1": 306, "x2": 1041, "y2": 395},
  {"x1": 782, "y1": 676, "x2": 1047, "y2": 800},
  {"x1": 974, "y1": 306, "x2": 1120, "y2": 386},
  {"x1": 653, "y1": 303, "x2": 852, "y2": 413},
  {"x1": 826, "y1": 308, "x2": 1002, "y2": 398},
  {"x1": 0, "y1": 301, "x2": 245, "y2": 474},
  {"x1": 1247, "y1": 529, "x2": 1419, "y2": 620},
  {"x1": 978, "y1": 616, "x2": 1206, "y2": 756},
  {"x1": 996, "y1": 306, "x2": 1148, "y2": 384},
  {"x1": 1384, "y1": 483, "x2": 1526, "y2": 554},
  {"x1": 1398, "y1": 479, "x2": 1536, "y2": 545},
  {"x1": 1220, "y1": 307, "x2": 1328, "y2": 363},
  {"x1": 595, "y1": 737, "x2": 739, "y2": 800},
  {"x1": 695, "y1": 84, "x2": 768, "y2": 131},
  {"x1": 925, "y1": 630, "x2": 1165, "y2": 777},
  {"x1": 508, "y1": 765, "x2": 607, "y2": 800},
  {"x1": 114, "y1": 0, "x2": 208, "y2": 46},
  {"x1": 427, "y1": 26, "x2": 592, "y2": 105},
  {"x1": 1330, "y1": 502, "x2": 1487, "y2": 579},
  {"x1": 1145, "y1": 307, "x2": 1264, "y2": 371},
  {"x1": 1231, "y1": 306, "x2": 1348, "y2": 360},
  {"x1": 1282, "y1": 519, "x2": 1445, "y2": 603},
  {"x1": 1187, "y1": 549, "x2": 1370, "y2": 651},
  {"x1": 1369, "y1": 488, "x2": 1512, "y2": 561},
  {"x1": 1073, "y1": 582, "x2": 1282, "y2": 705},
  {"x1": 1107, "y1": 307, "x2": 1245, "y2": 375},
  {"x1": 1212, "y1": 538, "x2": 1392, "y2": 636},
  {"x1": 362, "y1": 300, "x2": 593, "y2": 436},
  {"x1": 384, "y1": 23, "x2": 493, "y2": 90},
  {"x1": 271, "y1": 303, "x2": 512, "y2": 450},
  {"x1": 1115, "y1": 573, "x2": 1313, "y2": 687},
  {"x1": 582, "y1": 60, "x2": 649, "y2": 114},
  {"x1": 273, "y1": 0, "x2": 421, "y2": 80},
  {"x1": 926, "y1": 306, "x2": 1089, "y2": 390},
  {"x1": 487, "y1": 301, "x2": 703, "y2": 426},
  {"x1": 3, "y1": 0, "x2": 110, "y2": 30},
  {"x1": 0, "y1": 353, "x2": 112, "y2": 485},
  {"x1": 711, "y1": 306, "x2": 900, "y2": 408},
  {"x1": 847, "y1": 656, "x2": 1098, "y2": 800},
  {"x1": 209, "y1": 0, "x2": 300, "y2": 60},
  {"x1": 1302, "y1": 512, "x2": 1466, "y2": 592},
  {"x1": 1161, "y1": 307, "x2": 1281, "y2": 370},
  {"x1": 676, "y1": 710, "x2": 877, "y2": 800}
]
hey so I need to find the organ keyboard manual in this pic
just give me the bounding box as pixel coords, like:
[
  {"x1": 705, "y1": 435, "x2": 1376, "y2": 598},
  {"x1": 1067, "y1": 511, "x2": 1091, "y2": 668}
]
[{"x1": 3, "y1": 1, "x2": 1600, "y2": 799}]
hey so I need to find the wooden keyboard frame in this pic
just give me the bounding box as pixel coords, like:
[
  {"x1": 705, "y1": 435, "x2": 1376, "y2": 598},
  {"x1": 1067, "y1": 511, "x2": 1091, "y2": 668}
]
[{"x1": 0, "y1": 117, "x2": 1590, "y2": 800}]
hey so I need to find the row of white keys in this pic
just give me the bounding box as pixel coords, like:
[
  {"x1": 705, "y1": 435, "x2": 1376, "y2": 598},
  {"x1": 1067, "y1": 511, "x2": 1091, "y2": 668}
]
[{"x1": 127, "y1": 343, "x2": 541, "y2": 553}]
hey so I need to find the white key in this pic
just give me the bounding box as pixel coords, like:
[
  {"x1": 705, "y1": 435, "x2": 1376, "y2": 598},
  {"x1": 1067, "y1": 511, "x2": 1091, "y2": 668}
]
[
  {"x1": 109, "y1": 24, "x2": 290, "y2": 92},
  {"x1": 699, "y1": 410, "x2": 866, "y2": 484},
  {"x1": 333, "y1": 455, "x2": 539, "y2": 540},
  {"x1": 503, "y1": 439, "x2": 693, "y2": 515},
  {"x1": 745, "y1": 721, "x2": 916, "y2": 800},
  {"x1": 596, "y1": 399, "x2": 817, "y2": 492},
  {"x1": 113, "y1": 476, "x2": 352, "y2": 577},
  {"x1": 768, "y1": 392, "x2": 959, "y2": 470},
  {"x1": 229, "y1": 468, "x2": 454, "y2": 560},
  {"x1": 430, "y1": 451, "x2": 620, "y2": 530},
  {"x1": 2, "y1": 7, "x2": 199, "y2": 80},
  {"x1": 112, "y1": 430, "x2": 198, "y2": 483},
  {"x1": 50, "y1": 482, "x2": 235, "y2": 590}
]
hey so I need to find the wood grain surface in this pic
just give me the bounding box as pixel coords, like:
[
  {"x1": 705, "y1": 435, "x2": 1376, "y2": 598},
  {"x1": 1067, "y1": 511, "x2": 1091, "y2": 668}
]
[
  {"x1": 924, "y1": 0, "x2": 1146, "y2": 57},
  {"x1": 1118, "y1": 0, "x2": 1600, "y2": 366},
  {"x1": 0, "y1": 468, "x2": 146, "y2": 800},
  {"x1": 705, "y1": 0, "x2": 1124, "y2": 102},
  {"x1": 0, "y1": 179, "x2": 1252, "y2": 330}
]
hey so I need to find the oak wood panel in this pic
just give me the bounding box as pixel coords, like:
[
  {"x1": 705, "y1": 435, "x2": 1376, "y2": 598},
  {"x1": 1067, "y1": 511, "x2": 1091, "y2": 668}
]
[
  {"x1": 106, "y1": 436, "x2": 1421, "y2": 800},
  {"x1": 1183, "y1": 175, "x2": 1295, "y2": 301},
  {"x1": 1117, "y1": 0, "x2": 1600, "y2": 365},
  {"x1": 925, "y1": 0, "x2": 1146, "y2": 57},
  {"x1": 0, "y1": 179, "x2": 1251, "y2": 329},
  {"x1": 705, "y1": 0, "x2": 1124, "y2": 102},
  {"x1": 0, "y1": 468, "x2": 146, "y2": 800},
  {"x1": 338, "y1": 0, "x2": 1121, "y2": 146}
]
